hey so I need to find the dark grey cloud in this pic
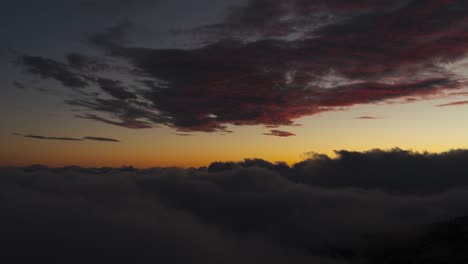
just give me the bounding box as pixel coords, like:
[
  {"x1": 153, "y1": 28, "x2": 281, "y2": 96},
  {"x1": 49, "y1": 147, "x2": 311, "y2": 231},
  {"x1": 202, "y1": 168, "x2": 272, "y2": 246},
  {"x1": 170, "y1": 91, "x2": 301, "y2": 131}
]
[
  {"x1": 81, "y1": 0, "x2": 162, "y2": 10},
  {"x1": 3, "y1": 149, "x2": 468, "y2": 262},
  {"x1": 89, "y1": 20, "x2": 133, "y2": 51},
  {"x1": 20, "y1": 55, "x2": 89, "y2": 88},
  {"x1": 195, "y1": 0, "x2": 406, "y2": 39},
  {"x1": 66, "y1": 53, "x2": 110, "y2": 71},
  {"x1": 263, "y1": 129, "x2": 296, "y2": 137},
  {"x1": 97, "y1": 78, "x2": 137, "y2": 100},
  {"x1": 14, "y1": 133, "x2": 120, "y2": 143},
  {"x1": 22, "y1": 134, "x2": 83, "y2": 141},
  {"x1": 18, "y1": 52, "x2": 113, "y2": 91},
  {"x1": 355, "y1": 116, "x2": 381, "y2": 119},
  {"x1": 436, "y1": 100, "x2": 468, "y2": 107},
  {"x1": 172, "y1": 133, "x2": 194, "y2": 136},
  {"x1": 12, "y1": 81, "x2": 26, "y2": 89},
  {"x1": 83, "y1": 136, "x2": 120, "y2": 142},
  {"x1": 291, "y1": 149, "x2": 468, "y2": 195},
  {"x1": 74, "y1": 113, "x2": 154, "y2": 129}
]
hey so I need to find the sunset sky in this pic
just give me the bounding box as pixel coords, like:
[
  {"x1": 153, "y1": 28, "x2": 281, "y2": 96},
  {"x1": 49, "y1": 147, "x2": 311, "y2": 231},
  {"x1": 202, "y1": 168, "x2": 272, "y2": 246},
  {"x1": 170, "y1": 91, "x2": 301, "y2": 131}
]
[{"x1": 2, "y1": 0, "x2": 468, "y2": 167}]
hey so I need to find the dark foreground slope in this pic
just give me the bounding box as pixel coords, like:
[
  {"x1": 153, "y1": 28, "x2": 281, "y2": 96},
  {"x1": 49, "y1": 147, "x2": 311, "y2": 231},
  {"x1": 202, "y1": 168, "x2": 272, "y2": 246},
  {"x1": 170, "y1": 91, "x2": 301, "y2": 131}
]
[{"x1": 368, "y1": 216, "x2": 468, "y2": 264}]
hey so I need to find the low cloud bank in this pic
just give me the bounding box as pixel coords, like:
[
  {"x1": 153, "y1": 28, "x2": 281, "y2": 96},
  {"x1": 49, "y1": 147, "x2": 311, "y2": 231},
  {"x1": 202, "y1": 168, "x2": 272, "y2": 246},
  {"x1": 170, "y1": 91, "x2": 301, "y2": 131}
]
[{"x1": 3, "y1": 149, "x2": 468, "y2": 262}]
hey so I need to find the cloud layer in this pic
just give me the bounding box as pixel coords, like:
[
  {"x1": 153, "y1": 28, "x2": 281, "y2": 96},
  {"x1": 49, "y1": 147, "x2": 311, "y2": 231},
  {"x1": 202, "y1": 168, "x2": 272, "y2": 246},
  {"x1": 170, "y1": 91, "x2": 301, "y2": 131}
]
[{"x1": 3, "y1": 149, "x2": 468, "y2": 262}]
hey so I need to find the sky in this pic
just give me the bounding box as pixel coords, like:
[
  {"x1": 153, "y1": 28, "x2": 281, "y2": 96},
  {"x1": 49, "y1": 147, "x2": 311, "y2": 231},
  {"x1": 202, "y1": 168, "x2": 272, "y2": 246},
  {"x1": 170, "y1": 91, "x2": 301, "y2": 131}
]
[
  {"x1": 2, "y1": 0, "x2": 468, "y2": 167},
  {"x1": 5, "y1": 2, "x2": 468, "y2": 262}
]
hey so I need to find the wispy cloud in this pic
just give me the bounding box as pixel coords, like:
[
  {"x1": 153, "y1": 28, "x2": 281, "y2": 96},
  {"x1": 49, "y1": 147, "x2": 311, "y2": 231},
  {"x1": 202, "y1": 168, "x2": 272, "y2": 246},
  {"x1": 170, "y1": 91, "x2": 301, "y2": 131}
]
[
  {"x1": 20, "y1": 55, "x2": 89, "y2": 88},
  {"x1": 23, "y1": 134, "x2": 83, "y2": 141},
  {"x1": 172, "y1": 133, "x2": 195, "y2": 137},
  {"x1": 436, "y1": 100, "x2": 468, "y2": 107},
  {"x1": 75, "y1": 114, "x2": 153, "y2": 129},
  {"x1": 12, "y1": 81, "x2": 26, "y2": 89},
  {"x1": 263, "y1": 130, "x2": 296, "y2": 137},
  {"x1": 83, "y1": 136, "x2": 120, "y2": 142},
  {"x1": 14, "y1": 133, "x2": 120, "y2": 142},
  {"x1": 355, "y1": 116, "x2": 382, "y2": 120}
]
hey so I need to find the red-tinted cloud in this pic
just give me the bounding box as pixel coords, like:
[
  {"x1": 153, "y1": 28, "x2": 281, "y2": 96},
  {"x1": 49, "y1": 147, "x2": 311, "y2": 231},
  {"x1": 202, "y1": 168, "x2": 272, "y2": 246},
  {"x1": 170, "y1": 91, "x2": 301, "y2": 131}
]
[{"x1": 18, "y1": 0, "x2": 468, "y2": 134}]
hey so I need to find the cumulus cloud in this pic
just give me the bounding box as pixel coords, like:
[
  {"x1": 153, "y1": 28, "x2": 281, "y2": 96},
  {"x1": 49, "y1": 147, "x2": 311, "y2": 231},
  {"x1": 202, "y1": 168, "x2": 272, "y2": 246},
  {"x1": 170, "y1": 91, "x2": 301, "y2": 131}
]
[
  {"x1": 15, "y1": 0, "x2": 468, "y2": 134},
  {"x1": 3, "y1": 149, "x2": 468, "y2": 262},
  {"x1": 202, "y1": 149, "x2": 468, "y2": 195}
]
